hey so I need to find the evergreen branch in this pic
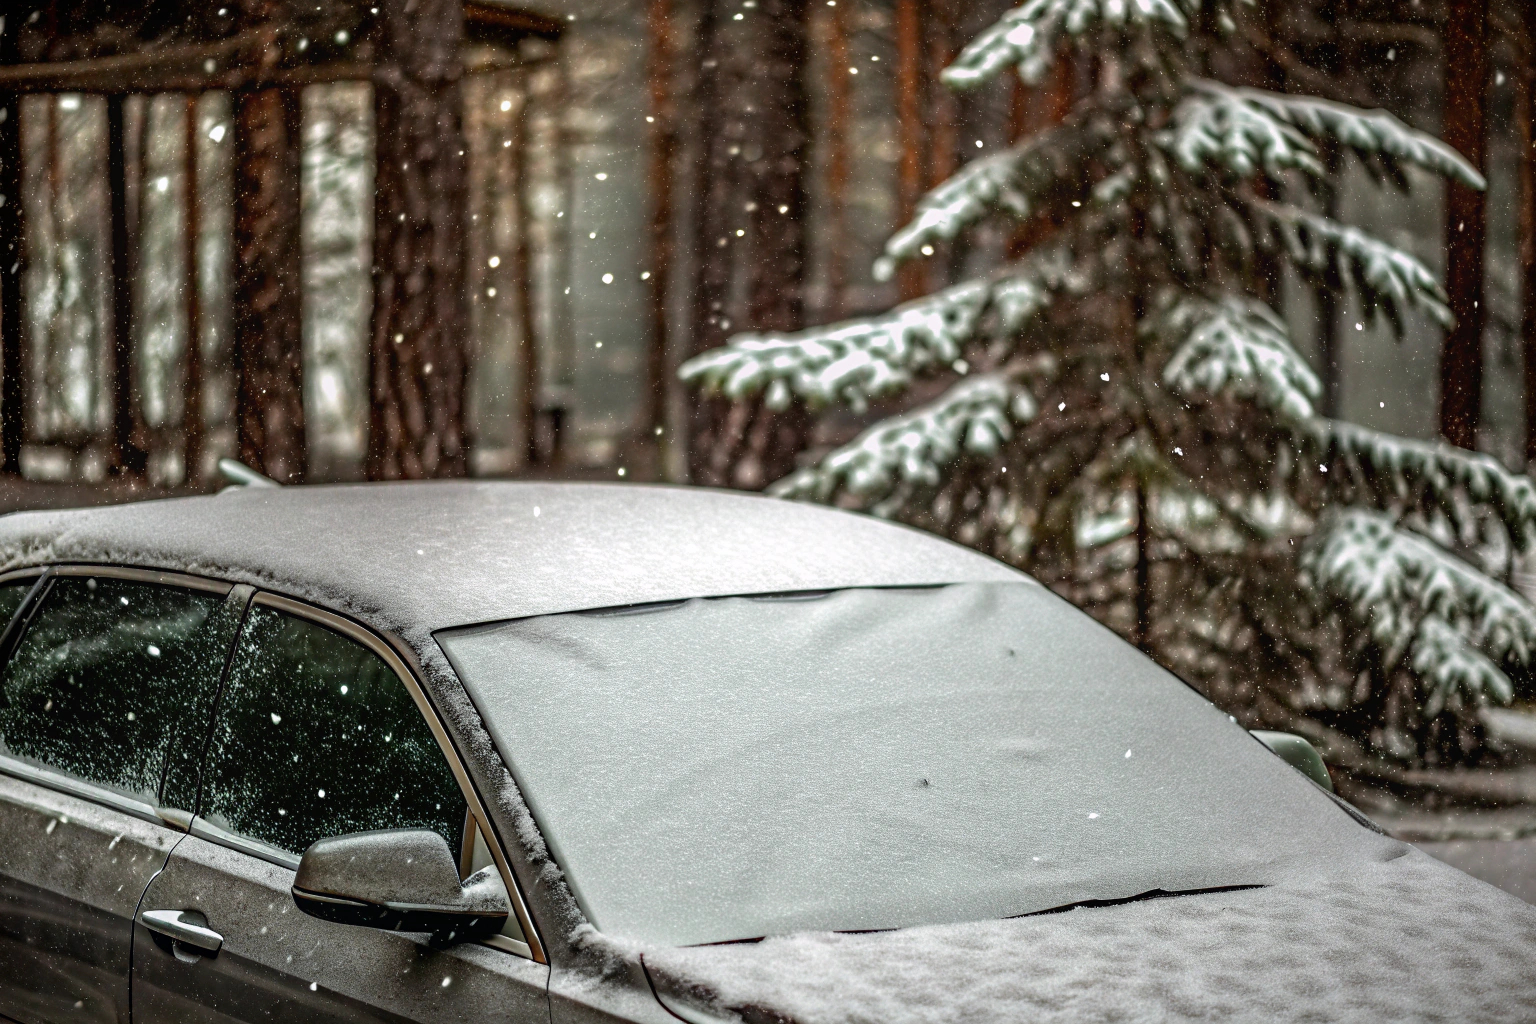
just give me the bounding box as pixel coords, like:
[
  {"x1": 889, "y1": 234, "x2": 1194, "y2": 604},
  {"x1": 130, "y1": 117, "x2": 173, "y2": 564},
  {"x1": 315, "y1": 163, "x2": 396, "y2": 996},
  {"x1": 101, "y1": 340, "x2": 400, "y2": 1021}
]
[
  {"x1": 1165, "y1": 85, "x2": 1324, "y2": 178},
  {"x1": 770, "y1": 375, "x2": 1038, "y2": 516},
  {"x1": 1411, "y1": 618, "x2": 1514, "y2": 718},
  {"x1": 1311, "y1": 420, "x2": 1536, "y2": 549},
  {"x1": 1304, "y1": 509, "x2": 1536, "y2": 709},
  {"x1": 1187, "y1": 80, "x2": 1486, "y2": 190},
  {"x1": 1160, "y1": 295, "x2": 1321, "y2": 422},
  {"x1": 874, "y1": 124, "x2": 1100, "y2": 278},
  {"x1": 942, "y1": 0, "x2": 1191, "y2": 89},
  {"x1": 1258, "y1": 202, "x2": 1451, "y2": 329},
  {"x1": 679, "y1": 272, "x2": 1053, "y2": 414}
]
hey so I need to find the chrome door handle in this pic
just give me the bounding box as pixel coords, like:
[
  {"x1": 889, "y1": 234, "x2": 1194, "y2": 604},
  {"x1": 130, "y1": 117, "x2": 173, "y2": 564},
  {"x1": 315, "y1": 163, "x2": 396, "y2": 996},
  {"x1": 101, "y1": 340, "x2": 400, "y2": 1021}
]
[{"x1": 140, "y1": 909, "x2": 224, "y2": 953}]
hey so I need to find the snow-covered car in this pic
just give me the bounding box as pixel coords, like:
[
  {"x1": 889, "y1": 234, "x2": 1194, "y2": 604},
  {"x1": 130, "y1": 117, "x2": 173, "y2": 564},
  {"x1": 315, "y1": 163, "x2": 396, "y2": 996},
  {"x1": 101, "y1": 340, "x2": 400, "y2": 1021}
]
[{"x1": 0, "y1": 482, "x2": 1533, "y2": 1024}]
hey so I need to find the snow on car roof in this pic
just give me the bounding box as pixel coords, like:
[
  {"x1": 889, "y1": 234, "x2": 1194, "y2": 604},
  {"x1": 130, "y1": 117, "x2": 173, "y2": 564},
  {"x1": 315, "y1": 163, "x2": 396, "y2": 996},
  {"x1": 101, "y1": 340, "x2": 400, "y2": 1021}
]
[{"x1": 0, "y1": 481, "x2": 1020, "y2": 633}]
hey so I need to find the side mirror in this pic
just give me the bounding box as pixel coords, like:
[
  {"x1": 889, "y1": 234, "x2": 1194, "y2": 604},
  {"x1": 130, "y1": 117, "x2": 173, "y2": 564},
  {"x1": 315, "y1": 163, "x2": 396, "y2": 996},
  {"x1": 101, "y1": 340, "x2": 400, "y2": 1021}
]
[
  {"x1": 1251, "y1": 730, "x2": 1333, "y2": 792},
  {"x1": 292, "y1": 828, "x2": 509, "y2": 943}
]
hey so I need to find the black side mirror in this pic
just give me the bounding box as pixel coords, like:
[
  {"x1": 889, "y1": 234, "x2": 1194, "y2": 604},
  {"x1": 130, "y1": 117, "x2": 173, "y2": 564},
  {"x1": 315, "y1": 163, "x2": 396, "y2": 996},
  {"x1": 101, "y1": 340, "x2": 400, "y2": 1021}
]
[
  {"x1": 1251, "y1": 730, "x2": 1334, "y2": 792},
  {"x1": 292, "y1": 828, "x2": 509, "y2": 944}
]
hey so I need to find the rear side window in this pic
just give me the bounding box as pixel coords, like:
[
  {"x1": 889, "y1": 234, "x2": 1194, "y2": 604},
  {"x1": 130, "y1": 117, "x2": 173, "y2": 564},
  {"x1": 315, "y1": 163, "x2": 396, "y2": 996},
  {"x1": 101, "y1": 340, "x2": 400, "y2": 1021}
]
[
  {"x1": 0, "y1": 575, "x2": 238, "y2": 805},
  {"x1": 197, "y1": 604, "x2": 466, "y2": 857}
]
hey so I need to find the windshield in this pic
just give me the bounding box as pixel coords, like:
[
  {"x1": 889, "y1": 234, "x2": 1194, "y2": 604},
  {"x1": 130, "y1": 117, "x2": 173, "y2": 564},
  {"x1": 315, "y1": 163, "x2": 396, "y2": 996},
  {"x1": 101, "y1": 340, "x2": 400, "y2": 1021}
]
[{"x1": 438, "y1": 581, "x2": 1384, "y2": 947}]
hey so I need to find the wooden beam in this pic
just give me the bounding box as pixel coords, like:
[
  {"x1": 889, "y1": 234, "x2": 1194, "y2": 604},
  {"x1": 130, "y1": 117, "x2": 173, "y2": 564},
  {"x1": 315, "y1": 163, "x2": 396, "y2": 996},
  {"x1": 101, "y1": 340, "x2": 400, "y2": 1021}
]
[
  {"x1": 0, "y1": 32, "x2": 256, "y2": 91},
  {"x1": 0, "y1": 58, "x2": 378, "y2": 95},
  {"x1": 464, "y1": 1, "x2": 564, "y2": 42}
]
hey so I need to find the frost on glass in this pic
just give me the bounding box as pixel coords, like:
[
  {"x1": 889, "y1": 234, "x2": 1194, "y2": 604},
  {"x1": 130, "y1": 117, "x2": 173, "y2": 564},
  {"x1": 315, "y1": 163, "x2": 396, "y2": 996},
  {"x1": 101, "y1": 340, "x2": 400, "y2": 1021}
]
[
  {"x1": 0, "y1": 577, "x2": 229, "y2": 804},
  {"x1": 199, "y1": 606, "x2": 464, "y2": 856}
]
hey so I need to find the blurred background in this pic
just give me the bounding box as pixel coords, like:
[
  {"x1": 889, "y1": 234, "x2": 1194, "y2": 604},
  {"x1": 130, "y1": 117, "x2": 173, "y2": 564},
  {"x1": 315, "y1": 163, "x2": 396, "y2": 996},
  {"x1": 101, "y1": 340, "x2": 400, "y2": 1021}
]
[
  {"x1": 1, "y1": 0, "x2": 1534, "y2": 895},
  {"x1": 6, "y1": 0, "x2": 1531, "y2": 490}
]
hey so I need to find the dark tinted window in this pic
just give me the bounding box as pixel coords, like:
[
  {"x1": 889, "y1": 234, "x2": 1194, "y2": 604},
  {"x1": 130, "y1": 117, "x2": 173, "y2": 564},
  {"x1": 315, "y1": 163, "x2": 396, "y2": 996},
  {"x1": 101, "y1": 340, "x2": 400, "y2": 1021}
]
[
  {"x1": 0, "y1": 575, "x2": 236, "y2": 804},
  {"x1": 199, "y1": 605, "x2": 465, "y2": 856}
]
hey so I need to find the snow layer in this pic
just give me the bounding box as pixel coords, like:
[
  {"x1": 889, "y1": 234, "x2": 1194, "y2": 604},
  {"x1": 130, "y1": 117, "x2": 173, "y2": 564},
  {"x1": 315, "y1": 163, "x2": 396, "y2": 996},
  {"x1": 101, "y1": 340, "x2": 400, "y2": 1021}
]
[
  {"x1": 639, "y1": 848, "x2": 1536, "y2": 1024},
  {"x1": 0, "y1": 481, "x2": 1019, "y2": 633}
]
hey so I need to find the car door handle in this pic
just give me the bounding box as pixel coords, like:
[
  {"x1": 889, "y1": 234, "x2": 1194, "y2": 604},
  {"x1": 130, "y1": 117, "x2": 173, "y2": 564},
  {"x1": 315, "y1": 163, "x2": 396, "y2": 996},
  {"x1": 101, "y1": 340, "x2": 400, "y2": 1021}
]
[{"x1": 140, "y1": 909, "x2": 224, "y2": 953}]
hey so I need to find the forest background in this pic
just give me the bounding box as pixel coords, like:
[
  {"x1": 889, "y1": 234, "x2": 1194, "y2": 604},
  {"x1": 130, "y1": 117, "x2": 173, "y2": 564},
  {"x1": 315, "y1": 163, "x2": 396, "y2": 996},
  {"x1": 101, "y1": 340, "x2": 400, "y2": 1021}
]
[{"x1": 3, "y1": 0, "x2": 1536, "y2": 805}]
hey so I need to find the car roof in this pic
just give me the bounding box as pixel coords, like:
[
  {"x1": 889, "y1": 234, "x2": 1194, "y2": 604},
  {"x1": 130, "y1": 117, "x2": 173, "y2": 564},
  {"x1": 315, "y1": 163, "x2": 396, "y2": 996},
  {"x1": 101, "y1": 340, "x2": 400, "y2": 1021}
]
[{"x1": 0, "y1": 481, "x2": 1022, "y2": 633}]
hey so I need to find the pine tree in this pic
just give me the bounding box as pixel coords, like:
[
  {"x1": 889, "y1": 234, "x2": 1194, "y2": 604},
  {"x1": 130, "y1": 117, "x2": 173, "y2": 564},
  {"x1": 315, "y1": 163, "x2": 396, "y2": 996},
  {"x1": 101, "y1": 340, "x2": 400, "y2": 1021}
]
[{"x1": 683, "y1": 0, "x2": 1536, "y2": 772}]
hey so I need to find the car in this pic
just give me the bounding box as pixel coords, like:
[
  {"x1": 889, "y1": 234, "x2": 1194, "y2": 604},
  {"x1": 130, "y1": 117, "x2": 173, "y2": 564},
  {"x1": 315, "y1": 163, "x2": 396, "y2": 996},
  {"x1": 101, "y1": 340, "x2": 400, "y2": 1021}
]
[{"x1": 0, "y1": 480, "x2": 1533, "y2": 1024}]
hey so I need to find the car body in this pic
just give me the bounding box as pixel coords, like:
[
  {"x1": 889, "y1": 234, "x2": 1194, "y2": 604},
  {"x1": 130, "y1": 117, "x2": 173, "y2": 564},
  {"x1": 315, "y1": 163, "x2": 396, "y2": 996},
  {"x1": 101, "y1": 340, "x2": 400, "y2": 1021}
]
[{"x1": 0, "y1": 481, "x2": 1532, "y2": 1024}]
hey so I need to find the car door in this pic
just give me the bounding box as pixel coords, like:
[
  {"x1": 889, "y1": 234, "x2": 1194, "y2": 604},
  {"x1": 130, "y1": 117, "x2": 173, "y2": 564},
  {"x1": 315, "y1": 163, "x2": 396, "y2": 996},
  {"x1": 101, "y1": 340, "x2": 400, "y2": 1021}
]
[
  {"x1": 131, "y1": 593, "x2": 550, "y2": 1024},
  {"x1": 0, "y1": 568, "x2": 248, "y2": 1024}
]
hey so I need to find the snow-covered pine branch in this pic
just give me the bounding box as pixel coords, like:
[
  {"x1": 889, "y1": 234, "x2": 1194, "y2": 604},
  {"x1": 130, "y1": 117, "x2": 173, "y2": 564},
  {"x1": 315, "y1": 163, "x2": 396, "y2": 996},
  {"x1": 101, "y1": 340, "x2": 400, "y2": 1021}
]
[
  {"x1": 1304, "y1": 509, "x2": 1536, "y2": 713},
  {"x1": 1165, "y1": 86, "x2": 1324, "y2": 179},
  {"x1": 874, "y1": 125, "x2": 1100, "y2": 279},
  {"x1": 679, "y1": 274, "x2": 1051, "y2": 414},
  {"x1": 1312, "y1": 420, "x2": 1536, "y2": 549},
  {"x1": 1159, "y1": 295, "x2": 1321, "y2": 422},
  {"x1": 1411, "y1": 617, "x2": 1512, "y2": 718},
  {"x1": 1258, "y1": 203, "x2": 1451, "y2": 328},
  {"x1": 1173, "y1": 81, "x2": 1485, "y2": 190},
  {"x1": 941, "y1": 0, "x2": 1191, "y2": 89},
  {"x1": 770, "y1": 375, "x2": 1038, "y2": 517}
]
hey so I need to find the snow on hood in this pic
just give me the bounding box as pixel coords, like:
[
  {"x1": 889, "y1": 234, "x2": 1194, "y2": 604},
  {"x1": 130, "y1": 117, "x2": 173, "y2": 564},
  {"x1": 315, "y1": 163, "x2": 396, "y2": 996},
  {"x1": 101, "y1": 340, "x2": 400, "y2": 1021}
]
[{"x1": 630, "y1": 849, "x2": 1536, "y2": 1024}]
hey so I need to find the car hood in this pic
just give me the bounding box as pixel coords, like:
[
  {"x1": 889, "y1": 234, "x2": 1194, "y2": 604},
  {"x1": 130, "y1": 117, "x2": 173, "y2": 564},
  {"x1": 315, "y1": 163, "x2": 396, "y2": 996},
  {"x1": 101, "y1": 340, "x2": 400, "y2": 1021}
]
[{"x1": 636, "y1": 848, "x2": 1536, "y2": 1024}]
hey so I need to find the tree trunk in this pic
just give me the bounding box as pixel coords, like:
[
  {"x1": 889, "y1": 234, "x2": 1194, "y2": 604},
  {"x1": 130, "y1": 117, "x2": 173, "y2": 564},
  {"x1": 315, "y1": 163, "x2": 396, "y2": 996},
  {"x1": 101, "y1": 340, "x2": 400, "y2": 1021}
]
[
  {"x1": 821, "y1": 0, "x2": 851, "y2": 320},
  {"x1": 232, "y1": 86, "x2": 305, "y2": 483},
  {"x1": 0, "y1": 61, "x2": 23, "y2": 473},
  {"x1": 1439, "y1": 0, "x2": 1487, "y2": 450},
  {"x1": 1007, "y1": 46, "x2": 1072, "y2": 260},
  {"x1": 367, "y1": 0, "x2": 470, "y2": 480},
  {"x1": 646, "y1": 0, "x2": 677, "y2": 455},
  {"x1": 183, "y1": 93, "x2": 204, "y2": 485},
  {"x1": 687, "y1": 0, "x2": 812, "y2": 489},
  {"x1": 1134, "y1": 477, "x2": 1152, "y2": 654},
  {"x1": 894, "y1": 0, "x2": 925, "y2": 301},
  {"x1": 1520, "y1": 5, "x2": 1536, "y2": 466},
  {"x1": 107, "y1": 94, "x2": 148, "y2": 477}
]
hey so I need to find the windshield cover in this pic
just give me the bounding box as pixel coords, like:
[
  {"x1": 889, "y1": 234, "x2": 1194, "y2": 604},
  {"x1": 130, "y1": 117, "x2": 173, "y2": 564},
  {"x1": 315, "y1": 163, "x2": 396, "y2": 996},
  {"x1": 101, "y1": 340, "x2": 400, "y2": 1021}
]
[{"x1": 437, "y1": 582, "x2": 1383, "y2": 947}]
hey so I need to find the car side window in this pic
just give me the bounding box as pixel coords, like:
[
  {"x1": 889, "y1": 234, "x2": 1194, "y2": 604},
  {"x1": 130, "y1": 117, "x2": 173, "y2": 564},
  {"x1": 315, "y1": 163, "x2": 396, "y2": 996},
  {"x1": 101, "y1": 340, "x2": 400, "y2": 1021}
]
[
  {"x1": 198, "y1": 604, "x2": 467, "y2": 857},
  {"x1": 0, "y1": 575, "x2": 238, "y2": 805}
]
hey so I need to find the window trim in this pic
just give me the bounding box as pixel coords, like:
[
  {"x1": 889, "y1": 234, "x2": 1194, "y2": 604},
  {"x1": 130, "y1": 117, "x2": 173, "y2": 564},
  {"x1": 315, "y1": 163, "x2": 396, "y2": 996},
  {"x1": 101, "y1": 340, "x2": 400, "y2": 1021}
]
[
  {"x1": 0, "y1": 564, "x2": 236, "y2": 834},
  {"x1": 201, "y1": 591, "x2": 545, "y2": 964},
  {"x1": 48, "y1": 564, "x2": 233, "y2": 596}
]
